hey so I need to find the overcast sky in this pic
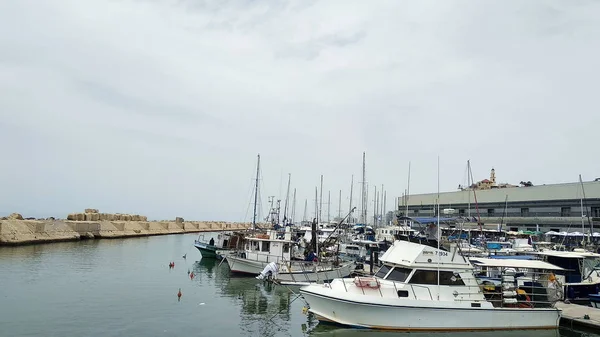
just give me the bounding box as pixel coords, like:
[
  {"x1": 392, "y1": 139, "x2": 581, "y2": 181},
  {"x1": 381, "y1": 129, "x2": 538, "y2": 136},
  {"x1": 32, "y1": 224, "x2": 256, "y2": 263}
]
[{"x1": 1, "y1": 0, "x2": 599, "y2": 222}]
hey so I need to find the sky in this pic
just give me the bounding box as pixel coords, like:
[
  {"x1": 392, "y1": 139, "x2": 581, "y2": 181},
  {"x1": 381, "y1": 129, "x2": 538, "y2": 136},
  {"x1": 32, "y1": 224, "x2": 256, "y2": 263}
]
[{"x1": 1, "y1": 0, "x2": 599, "y2": 222}]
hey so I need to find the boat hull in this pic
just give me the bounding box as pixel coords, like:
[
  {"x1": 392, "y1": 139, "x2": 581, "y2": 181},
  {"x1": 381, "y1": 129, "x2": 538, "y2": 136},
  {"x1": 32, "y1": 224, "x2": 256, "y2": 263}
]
[
  {"x1": 194, "y1": 242, "x2": 227, "y2": 259},
  {"x1": 300, "y1": 287, "x2": 561, "y2": 331},
  {"x1": 226, "y1": 256, "x2": 355, "y2": 283},
  {"x1": 591, "y1": 294, "x2": 600, "y2": 308}
]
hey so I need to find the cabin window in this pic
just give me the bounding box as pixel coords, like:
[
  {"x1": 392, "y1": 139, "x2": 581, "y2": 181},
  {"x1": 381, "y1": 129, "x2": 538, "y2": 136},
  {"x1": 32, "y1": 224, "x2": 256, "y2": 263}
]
[
  {"x1": 487, "y1": 209, "x2": 495, "y2": 216},
  {"x1": 386, "y1": 267, "x2": 412, "y2": 282},
  {"x1": 458, "y1": 209, "x2": 465, "y2": 216},
  {"x1": 261, "y1": 241, "x2": 270, "y2": 252},
  {"x1": 521, "y1": 208, "x2": 529, "y2": 216},
  {"x1": 283, "y1": 243, "x2": 290, "y2": 253},
  {"x1": 375, "y1": 265, "x2": 392, "y2": 279},
  {"x1": 408, "y1": 270, "x2": 465, "y2": 286},
  {"x1": 251, "y1": 241, "x2": 260, "y2": 251},
  {"x1": 397, "y1": 290, "x2": 409, "y2": 298},
  {"x1": 592, "y1": 207, "x2": 600, "y2": 217},
  {"x1": 561, "y1": 207, "x2": 571, "y2": 217}
]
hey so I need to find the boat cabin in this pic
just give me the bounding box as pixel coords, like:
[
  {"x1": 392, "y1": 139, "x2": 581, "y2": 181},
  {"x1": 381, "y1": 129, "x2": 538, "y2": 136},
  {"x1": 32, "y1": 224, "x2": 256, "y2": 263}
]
[{"x1": 241, "y1": 228, "x2": 296, "y2": 263}]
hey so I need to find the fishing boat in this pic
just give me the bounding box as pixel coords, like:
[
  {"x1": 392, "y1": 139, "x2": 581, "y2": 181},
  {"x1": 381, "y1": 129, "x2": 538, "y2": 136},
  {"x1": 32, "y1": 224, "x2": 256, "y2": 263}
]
[
  {"x1": 299, "y1": 239, "x2": 562, "y2": 331},
  {"x1": 194, "y1": 231, "x2": 244, "y2": 259},
  {"x1": 532, "y1": 249, "x2": 600, "y2": 304},
  {"x1": 225, "y1": 227, "x2": 356, "y2": 284}
]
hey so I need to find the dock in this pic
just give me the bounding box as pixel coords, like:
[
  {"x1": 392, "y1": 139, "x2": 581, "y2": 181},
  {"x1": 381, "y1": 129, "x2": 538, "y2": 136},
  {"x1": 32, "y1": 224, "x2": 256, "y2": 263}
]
[{"x1": 556, "y1": 301, "x2": 600, "y2": 330}]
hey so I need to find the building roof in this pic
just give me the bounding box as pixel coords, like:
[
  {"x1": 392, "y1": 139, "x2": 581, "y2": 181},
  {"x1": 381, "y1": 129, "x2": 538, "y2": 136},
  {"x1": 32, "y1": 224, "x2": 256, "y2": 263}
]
[{"x1": 401, "y1": 181, "x2": 600, "y2": 207}]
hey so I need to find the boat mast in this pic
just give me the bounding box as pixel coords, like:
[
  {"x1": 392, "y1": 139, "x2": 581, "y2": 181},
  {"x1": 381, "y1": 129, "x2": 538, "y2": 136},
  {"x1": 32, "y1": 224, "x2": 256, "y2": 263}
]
[
  {"x1": 436, "y1": 155, "x2": 441, "y2": 301},
  {"x1": 383, "y1": 190, "x2": 387, "y2": 225},
  {"x1": 499, "y1": 195, "x2": 508, "y2": 232},
  {"x1": 349, "y1": 175, "x2": 354, "y2": 224},
  {"x1": 406, "y1": 161, "x2": 411, "y2": 216},
  {"x1": 381, "y1": 184, "x2": 384, "y2": 227},
  {"x1": 327, "y1": 190, "x2": 331, "y2": 223},
  {"x1": 319, "y1": 175, "x2": 323, "y2": 224},
  {"x1": 468, "y1": 161, "x2": 483, "y2": 237},
  {"x1": 302, "y1": 199, "x2": 307, "y2": 223},
  {"x1": 252, "y1": 154, "x2": 260, "y2": 231},
  {"x1": 373, "y1": 185, "x2": 377, "y2": 227},
  {"x1": 283, "y1": 173, "x2": 291, "y2": 225},
  {"x1": 291, "y1": 188, "x2": 296, "y2": 226},
  {"x1": 579, "y1": 174, "x2": 593, "y2": 243},
  {"x1": 360, "y1": 152, "x2": 367, "y2": 224},
  {"x1": 338, "y1": 189, "x2": 342, "y2": 220}
]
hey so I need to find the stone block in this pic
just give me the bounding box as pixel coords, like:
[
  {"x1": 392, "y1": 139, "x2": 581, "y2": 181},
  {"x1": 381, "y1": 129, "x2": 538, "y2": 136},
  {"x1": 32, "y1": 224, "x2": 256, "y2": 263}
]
[
  {"x1": 67, "y1": 213, "x2": 77, "y2": 221},
  {"x1": 84, "y1": 209, "x2": 99, "y2": 214}
]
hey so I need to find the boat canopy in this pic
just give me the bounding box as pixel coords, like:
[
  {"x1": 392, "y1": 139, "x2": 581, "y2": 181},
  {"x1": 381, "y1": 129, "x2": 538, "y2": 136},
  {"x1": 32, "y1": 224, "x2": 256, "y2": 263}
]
[{"x1": 470, "y1": 257, "x2": 566, "y2": 271}]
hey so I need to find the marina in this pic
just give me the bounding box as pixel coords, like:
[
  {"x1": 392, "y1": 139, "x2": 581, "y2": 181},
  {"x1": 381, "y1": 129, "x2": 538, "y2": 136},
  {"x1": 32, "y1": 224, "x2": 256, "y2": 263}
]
[{"x1": 1, "y1": 232, "x2": 599, "y2": 337}]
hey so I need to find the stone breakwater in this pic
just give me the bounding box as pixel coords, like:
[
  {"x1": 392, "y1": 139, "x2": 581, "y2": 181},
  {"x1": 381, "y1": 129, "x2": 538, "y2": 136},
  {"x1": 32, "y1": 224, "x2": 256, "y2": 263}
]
[{"x1": 0, "y1": 211, "x2": 252, "y2": 246}]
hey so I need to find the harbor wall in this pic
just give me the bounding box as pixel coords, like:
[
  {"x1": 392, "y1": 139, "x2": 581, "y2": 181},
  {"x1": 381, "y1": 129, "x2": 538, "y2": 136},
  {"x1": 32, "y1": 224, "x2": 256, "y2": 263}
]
[{"x1": 0, "y1": 219, "x2": 252, "y2": 246}]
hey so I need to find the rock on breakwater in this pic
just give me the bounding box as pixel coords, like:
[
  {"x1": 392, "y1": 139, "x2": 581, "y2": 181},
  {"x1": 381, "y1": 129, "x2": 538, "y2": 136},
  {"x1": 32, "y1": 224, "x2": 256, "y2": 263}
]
[{"x1": 0, "y1": 211, "x2": 252, "y2": 246}]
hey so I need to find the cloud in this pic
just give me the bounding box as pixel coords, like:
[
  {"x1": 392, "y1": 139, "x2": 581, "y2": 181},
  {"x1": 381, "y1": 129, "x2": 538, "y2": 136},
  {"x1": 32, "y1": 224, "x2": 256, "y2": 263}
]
[{"x1": 0, "y1": 0, "x2": 599, "y2": 221}]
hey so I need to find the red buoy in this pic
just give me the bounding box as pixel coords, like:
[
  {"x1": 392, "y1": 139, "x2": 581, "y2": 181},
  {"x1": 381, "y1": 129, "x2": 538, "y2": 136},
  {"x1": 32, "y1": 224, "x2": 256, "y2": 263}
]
[
  {"x1": 190, "y1": 272, "x2": 195, "y2": 279},
  {"x1": 177, "y1": 288, "x2": 182, "y2": 300}
]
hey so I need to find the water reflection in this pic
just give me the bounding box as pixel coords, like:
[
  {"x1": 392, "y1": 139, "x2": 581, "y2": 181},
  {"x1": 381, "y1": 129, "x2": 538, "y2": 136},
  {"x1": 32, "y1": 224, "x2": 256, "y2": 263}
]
[
  {"x1": 308, "y1": 326, "x2": 563, "y2": 337},
  {"x1": 192, "y1": 257, "x2": 314, "y2": 337}
]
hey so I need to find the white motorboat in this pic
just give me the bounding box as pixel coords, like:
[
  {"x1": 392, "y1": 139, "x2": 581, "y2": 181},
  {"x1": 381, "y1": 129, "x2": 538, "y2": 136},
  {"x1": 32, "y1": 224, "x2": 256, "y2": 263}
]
[{"x1": 299, "y1": 240, "x2": 561, "y2": 331}]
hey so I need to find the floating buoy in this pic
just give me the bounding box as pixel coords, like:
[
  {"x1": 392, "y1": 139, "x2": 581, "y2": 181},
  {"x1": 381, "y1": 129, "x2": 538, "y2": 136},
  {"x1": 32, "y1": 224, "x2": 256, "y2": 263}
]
[{"x1": 190, "y1": 272, "x2": 195, "y2": 279}]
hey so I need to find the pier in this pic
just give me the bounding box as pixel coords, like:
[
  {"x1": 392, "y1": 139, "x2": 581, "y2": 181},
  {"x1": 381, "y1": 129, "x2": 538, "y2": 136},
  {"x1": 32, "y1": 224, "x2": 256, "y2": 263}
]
[
  {"x1": 0, "y1": 210, "x2": 251, "y2": 246},
  {"x1": 556, "y1": 302, "x2": 600, "y2": 330}
]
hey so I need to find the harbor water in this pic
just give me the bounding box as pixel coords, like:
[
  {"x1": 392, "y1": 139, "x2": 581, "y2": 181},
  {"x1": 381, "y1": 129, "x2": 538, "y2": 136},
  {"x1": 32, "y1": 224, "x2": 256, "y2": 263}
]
[{"x1": 0, "y1": 233, "x2": 598, "y2": 337}]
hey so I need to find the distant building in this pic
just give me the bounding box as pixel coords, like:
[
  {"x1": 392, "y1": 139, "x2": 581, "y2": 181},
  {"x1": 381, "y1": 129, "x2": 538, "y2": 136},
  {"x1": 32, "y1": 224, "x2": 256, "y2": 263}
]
[{"x1": 398, "y1": 169, "x2": 600, "y2": 233}]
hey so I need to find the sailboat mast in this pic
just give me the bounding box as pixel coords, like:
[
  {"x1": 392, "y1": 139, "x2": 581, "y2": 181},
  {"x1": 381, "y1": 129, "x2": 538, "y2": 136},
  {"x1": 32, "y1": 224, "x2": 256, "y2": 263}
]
[
  {"x1": 252, "y1": 154, "x2": 260, "y2": 231},
  {"x1": 283, "y1": 173, "x2": 291, "y2": 224},
  {"x1": 360, "y1": 152, "x2": 367, "y2": 223},
  {"x1": 373, "y1": 185, "x2": 377, "y2": 227},
  {"x1": 406, "y1": 162, "x2": 411, "y2": 216},
  {"x1": 303, "y1": 199, "x2": 308, "y2": 223},
  {"x1": 579, "y1": 174, "x2": 593, "y2": 242},
  {"x1": 319, "y1": 175, "x2": 323, "y2": 224},
  {"x1": 338, "y1": 190, "x2": 342, "y2": 219},
  {"x1": 349, "y1": 175, "x2": 354, "y2": 223},
  {"x1": 468, "y1": 160, "x2": 483, "y2": 235},
  {"x1": 327, "y1": 190, "x2": 331, "y2": 223},
  {"x1": 384, "y1": 191, "x2": 387, "y2": 225},
  {"x1": 291, "y1": 188, "x2": 296, "y2": 225}
]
